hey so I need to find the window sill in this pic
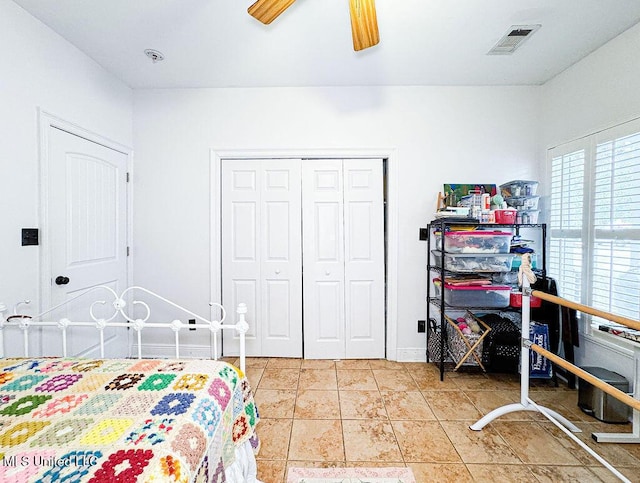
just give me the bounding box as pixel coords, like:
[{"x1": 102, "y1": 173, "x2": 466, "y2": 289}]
[{"x1": 585, "y1": 328, "x2": 636, "y2": 358}]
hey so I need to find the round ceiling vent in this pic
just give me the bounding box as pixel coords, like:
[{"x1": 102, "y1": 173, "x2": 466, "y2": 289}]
[{"x1": 144, "y1": 49, "x2": 165, "y2": 63}]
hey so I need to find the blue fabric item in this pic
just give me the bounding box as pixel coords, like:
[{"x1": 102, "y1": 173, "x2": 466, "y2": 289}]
[
  {"x1": 511, "y1": 246, "x2": 534, "y2": 253},
  {"x1": 530, "y1": 322, "x2": 553, "y2": 379}
]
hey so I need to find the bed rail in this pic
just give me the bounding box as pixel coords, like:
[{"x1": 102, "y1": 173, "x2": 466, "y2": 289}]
[
  {"x1": 0, "y1": 286, "x2": 248, "y2": 373},
  {"x1": 471, "y1": 258, "x2": 639, "y2": 483}
]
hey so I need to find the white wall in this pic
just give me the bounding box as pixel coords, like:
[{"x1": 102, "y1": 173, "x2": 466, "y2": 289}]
[
  {"x1": 133, "y1": 85, "x2": 541, "y2": 358},
  {"x1": 541, "y1": 22, "x2": 640, "y2": 150},
  {"x1": 540, "y1": 22, "x2": 640, "y2": 381},
  {"x1": 0, "y1": 0, "x2": 133, "y2": 317}
]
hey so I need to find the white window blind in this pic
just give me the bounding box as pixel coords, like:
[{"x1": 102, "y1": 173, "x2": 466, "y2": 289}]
[
  {"x1": 592, "y1": 132, "x2": 640, "y2": 321},
  {"x1": 548, "y1": 120, "x2": 640, "y2": 328},
  {"x1": 549, "y1": 148, "x2": 585, "y2": 304}
]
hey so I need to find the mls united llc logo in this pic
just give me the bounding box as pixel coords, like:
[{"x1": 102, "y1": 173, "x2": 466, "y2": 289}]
[{"x1": 1, "y1": 453, "x2": 99, "y2": 468}]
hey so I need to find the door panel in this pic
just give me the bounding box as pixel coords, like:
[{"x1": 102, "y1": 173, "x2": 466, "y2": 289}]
[
  {"x1": 261, "y1": 161, "x2": 302, "y2": 356},
  {"x1": 231, "y1": 203, "x2": 257, "y2": 260},
  {"x1": 265, "y1": 202, "x2": 289, "y2": 260},
  {"x1": 223, "y1": 162, "x2": 261, "y2": 353},
  {"x1": 222, "y1": 159, "x2": 302, "y2": 357},
  {"x1": 348, "y1": 280, "x2": 373, "y2": 337},
  {"x1": 232, "y1": 280, "x2": 258, "y2": 341},
  {"x1": 302, "y1": 160, "x2": 346, "y2": 359},
  {"x1": 48, "y1": 127, "x2": 128, "y2": 357},
  {"x1": 316, "y1": 281, "x2": 343, "y2": 341},
  {"x1": 265, "y1": 280, "x2": 291, "y2": 337},
  {"x1": 343, "y1": 159, "x2": 385, "y2": 358},
  {"x1": 316, "y1": 203, "x2": 341, "y2": 260}
]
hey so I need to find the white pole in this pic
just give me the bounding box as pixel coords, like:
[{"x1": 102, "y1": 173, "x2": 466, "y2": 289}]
[
  {"x1": 0, "y1": 303, "x2": 6, "y2": 358},
  {"x1": 175, "y1": 331, "x2": 180, "y2": 359},
  {"x1": 236, "y1": 303, "x2": 249, "y2": 373},
  {"x1": 520, "y1": 276, "x2": 531, "y2": 406}
]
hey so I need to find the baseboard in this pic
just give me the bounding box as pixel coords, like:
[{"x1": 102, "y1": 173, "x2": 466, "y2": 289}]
[
  {"x1": 135, "y1": 344, "x2": 216, "y2": 359},
  {"x1": 395, "y1": 348, "x2": 427, "y2": 362}
]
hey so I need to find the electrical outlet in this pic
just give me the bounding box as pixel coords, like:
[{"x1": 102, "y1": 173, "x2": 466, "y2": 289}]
[
  {"x1": 189, "y1": 319, "x2": 196, "y2": 331},
  {"x1": 22, "y1": 228, "x2": 39, "y2": 246},
  {"x1": 419, "y1": 228, "x2": 428, "y2": 241},
  {"x1": 418, "y1": 320, "x2": 426, "y2": 333}
]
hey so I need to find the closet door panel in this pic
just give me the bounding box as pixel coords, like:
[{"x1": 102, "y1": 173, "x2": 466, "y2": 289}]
[
  {"x1": 222, "y1": 159, "x2": 302, "y2": 357},
  {"x1": 343, "y1": 159, "x2": 385, "y2": 358},
  {"x1": 232, "y1": 280, "x2": 258, "y2": 340},
  {"x1": 264, "y1": 280, "x2": 292, "y2": 337},
  {"x1": 348, "y1": 280, "x2": 374, "y2": 337},
  {"x1": 260, "y1": 161, "x2": 302, "y2": 356},
  {"x1": 222, "y1": 162, "x2": 262, "y2": 354},
  {"x1": 317, "y1": 281, "x2": 343, "y2": 340},
  {"x1": 302, "y1": 160, "x2": 346, "y2": 359}
]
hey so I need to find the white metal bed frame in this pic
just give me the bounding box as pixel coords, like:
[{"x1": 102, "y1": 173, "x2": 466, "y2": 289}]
[{"x1": 0, "y1": 285, "x2": 249, "y2": 373}]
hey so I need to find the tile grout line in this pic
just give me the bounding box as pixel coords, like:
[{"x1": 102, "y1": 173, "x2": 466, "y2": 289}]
[{"x1": 336, "y1": 364, "x2": 348, "y2": 465}]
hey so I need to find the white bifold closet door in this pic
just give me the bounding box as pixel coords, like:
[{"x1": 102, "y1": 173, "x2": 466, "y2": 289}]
[
  {"x1": 222, "y1": 158, "x2": 384, "y2": 359},
  {"x1": 302, "y1": 159, "x2": 385, "y2": 359},
  {"x1": 222, "y1": 159, "x2": 303, "y2": 357}
]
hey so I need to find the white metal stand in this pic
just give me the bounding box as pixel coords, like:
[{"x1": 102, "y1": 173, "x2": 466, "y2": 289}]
[
  {"x1": 469, "y1": 276, "x2": 581, "y2": 433},
  {"x1": 470, "y1": 276, "x2": 632, "y2": 483}
]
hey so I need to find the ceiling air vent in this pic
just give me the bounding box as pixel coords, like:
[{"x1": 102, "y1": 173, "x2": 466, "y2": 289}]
[{"x1": 487, "y1": 24, "x2": 541, "y2": 55}]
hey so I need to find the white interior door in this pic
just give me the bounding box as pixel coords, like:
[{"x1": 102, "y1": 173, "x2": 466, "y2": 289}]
[
  {"x1": 303, "y1": 159, "x2": 384, "y2": 359},
  {"x1": 302, "y1": 160, "x2": 347, "y2": 359},
  {"x1": 48, "y1": 127, "x2": 129, "y2": 357},
  {"x1": 222, "y1": 159, "x2": 302, "y2": 357},
  {"x1": 343, "y1": 159, "x2": 385, "y2": 358}
]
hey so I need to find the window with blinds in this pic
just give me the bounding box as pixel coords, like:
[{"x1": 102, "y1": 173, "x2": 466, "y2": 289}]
[
  {"x1": 592, "y1": 131, "x2": 640, "y2": 321},
  {"x1": 548, "y1": 120, "x2": 640, "y2": 329},
  {"x1": 549, "y1": 148, "x2": 585, "y2": 304}
]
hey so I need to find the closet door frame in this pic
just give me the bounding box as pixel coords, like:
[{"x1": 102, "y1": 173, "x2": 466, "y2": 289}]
[{"x1": 210, "y1": 148, "x2": 399, "y2": 360}]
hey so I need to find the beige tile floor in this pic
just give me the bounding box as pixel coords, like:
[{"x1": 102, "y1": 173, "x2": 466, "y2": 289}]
[{"x1": 239, "y1": 358, "x2": 640, "y2": 483}]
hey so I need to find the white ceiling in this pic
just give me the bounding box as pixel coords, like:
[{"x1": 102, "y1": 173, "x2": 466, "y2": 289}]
[{"x1": 12, "y1": 0, "x2": 640, "y2": 89}]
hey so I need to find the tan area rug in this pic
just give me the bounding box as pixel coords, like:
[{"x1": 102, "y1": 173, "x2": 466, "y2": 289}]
[{"x1": 286, "y1": 467, "x2": 416, "y2": 483}]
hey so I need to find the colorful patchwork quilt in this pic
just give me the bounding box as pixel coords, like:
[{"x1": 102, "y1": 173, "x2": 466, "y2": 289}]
[{"x1": 0, "y1": 358, "x2": 260, "y2": 482}]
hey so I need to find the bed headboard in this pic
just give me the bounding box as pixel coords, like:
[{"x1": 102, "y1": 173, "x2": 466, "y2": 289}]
[{"x1": 0, "y1": 286, "x2": 248, "y2": 372}]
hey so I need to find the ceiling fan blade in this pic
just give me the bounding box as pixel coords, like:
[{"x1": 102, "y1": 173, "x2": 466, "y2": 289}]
[
  {"x1": 349, "y1": 0, "x2": 380, "y2": 51},
  {"x1": 248, "y1": 0, "x2": 297, "y2": 25}
]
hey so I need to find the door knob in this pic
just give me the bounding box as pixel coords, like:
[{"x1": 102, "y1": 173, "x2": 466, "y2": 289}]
[
  {"x1": 325, "y1": 270, "x2": 330, "y2": 275},
  {"x1": 275, "y1": 269, "x2": 281, "y2": 274},
  {"x1": 55, "y1": 276, "x2": 70, "y2": 285}
]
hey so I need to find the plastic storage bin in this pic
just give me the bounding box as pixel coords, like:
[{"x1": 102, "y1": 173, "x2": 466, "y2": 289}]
[
  {"x1": 441, "y1": 231, "x2": 512, "y2": 254},
  {"x1": 509, "y1": 291, "x2": 542, "y2": 308},
  {"x1": 500, "y1": 180, "x2": 539, "y2": 198},
  {"x1": 431, "y1": 250, "x2": 515, "y2": 273},
  {"x1": 578, "y1": 367, "x2": 630, "y2": 423},
  {"x1": 492, "y1": 271, "x2": 519, "y2": 285},
  {"x1": 518, "y1": 210, "x2": 540, "y2": 224},
  {"x1": 494, "y1": 209, "x2": 517, "y2": 224},
  {"x1": 505, "y1": 196, "x2": 540, "y2": 211},
  {"x1": 433, "y1": 279, "x2": 511, "y2": 308},
  {"x1": 511, "y1": 253, "x2": 538, "y2": 269}
]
